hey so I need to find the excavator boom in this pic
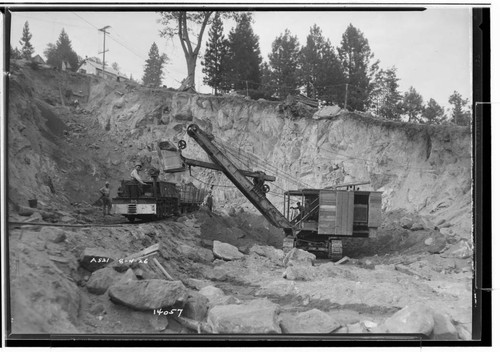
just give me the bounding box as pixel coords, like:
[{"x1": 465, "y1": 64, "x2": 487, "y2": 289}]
[{"x1": 186, "y1": 124, "x2": 292, "y2": 230}]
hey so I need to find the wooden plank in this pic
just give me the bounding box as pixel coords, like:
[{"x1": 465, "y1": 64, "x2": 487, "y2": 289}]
[
  {"x1": 318, "y1": 190, "x2": 336, "y2": 234},
  {"x1": 123, "y1": 243, "x2": 160, "y2": 261},
  {"x1": 346, "y1": 191, "x2": 354, "y2": 236},
  {"x1": 153, "y1": 257, "x2": 175, "y2": 281},
  {"x1": 368, "y1": 192, "x2": 383, "y2": 227},
  {"x1": 336, "y1": 191, "x2": 347, "y2": 235}
]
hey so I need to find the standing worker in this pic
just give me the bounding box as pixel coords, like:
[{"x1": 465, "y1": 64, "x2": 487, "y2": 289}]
[
  {"x1": 203, "y1": 189, "x2": 214, "y2": 212},
  {"x1": 131, "y1": 163, "x2": 147, "y2": 194},
  {"x1": 99, "y1": 181, "x2": 112, "y2": 216}
]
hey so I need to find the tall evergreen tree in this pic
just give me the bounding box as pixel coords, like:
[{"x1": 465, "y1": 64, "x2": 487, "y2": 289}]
[
  {"x1": 227, "y1": 13, "x2": 262, "y2": 91},
  {"x1": 268, "y1": 29, "x2": 301, "y2": 99},
  {"x1": 142, "y1": 42, "x2": 168, "y2": 87},
  {"x1": 202, "y1": 13, "x2": 230, "y2": 95},
  {"x1": 337, "y1": 24, "x2": 379, "y2": 111},
  {"x1": 401, "y1": 86, "x2": 424, "y2": 123},
  {"x1": 448, "y1": 91, "x2": 471, "y2": 126},
  {"x1": 422, "y1": 98, "x2": 445, "y2": 124},
  {"x1": 369, "y1": 66, "x2": 403, "y2": 120},
  {"x1": 258, "y1": 62, "x2": 275, "y2": 98},
  {"x1": 299, "y1": 25, "x2": 343, "y2": 103},
  {"x1": 19, "y1": 21, "x2": 34, "y2": 60},
  {"x1": 10, "y1": 45, "x2": 22, "y2": 59},
  {"x1": 44, "y1": 29, "x2": 79, "y2": 71}
]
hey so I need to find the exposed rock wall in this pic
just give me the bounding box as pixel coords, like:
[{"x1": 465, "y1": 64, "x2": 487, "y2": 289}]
[{"x1": 8, "y1": 69, "x2": 472, "y2": 238}]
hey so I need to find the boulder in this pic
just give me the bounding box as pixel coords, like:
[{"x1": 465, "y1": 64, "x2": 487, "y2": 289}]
[
  {"x1": 346, "y1": 322, "x2": 369, "y2": 334},
  {"x1": 249, "y1": 244, "x2": 285, "y2": 264},
  {"x1": 432, "y1": 312, "x2": 458, "y2": 340},
  {"x1": 400, "y1": 217, "x2": 413, "y2": 229},
  {"x1": 207, "y1": 299, "x2": 281, "y2": 334},
  {"x1": 283, "y1": 248, "x2": 316, "y2": 267},
  {"x1": 149, "y1": 314, "x2": 169, "y2": 331},
  {"x1": 312, "y1": 105, "x2": 342, "y2": 120},
  {"x1": 456, "y1": 324, "x2": 471, "y2": 340},
  {"x1": 183, "y1": 291, "x2": 209, "y2": 321},
  {"x1": 410, "y1": 223, "x2": 424, "y2": 231},
  {"x1": 79, "y1": 248, "x2": 116, "y2": 272},
  {"x1": 18, "y1": 206, "x2": 35, "y2": 216},
  {"x1": 116, "y1": 268, "x2": 137, "y2": 284},
  {"x1": 108, "y1": 279, "x2": 188, "y2": 310},
  {"x1": 41, "y1": 227, "x2": 67, "y2": 243},
  {"x1": 212, "y1": 240, "x2": 244, "y2": 261},
  {"x1": 184, "y1": 278, "x2": 213, "y2": 290},
  {"x1": 424, "y1": 237, "x2": 434, "y2": 246},
  {"x1": 442, "y1": 240, "x2": 472, "y2": 259},
  {"x1": 383, "y1": 304, "x2": 435, "y2": 335},
  {"x1": 282, "y1": 264, "x2": 316, "y2": 281},
  {"x1": 86, "y1": 267, "x2": 121, "y2": 295},
  {"x1": 198, "y1": 285, "x2": 240, "y2": 307},
  {"x1": 280, "y1": 309, "x2": 340, "y2": 333},
  {"x1": 89, "y1": 303, "x2": 106, "y2": 316}
]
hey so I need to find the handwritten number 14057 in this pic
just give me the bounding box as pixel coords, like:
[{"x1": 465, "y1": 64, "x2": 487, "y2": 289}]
[{"x1": 153, "y1": 308, "x2": 183, "y2": 317}]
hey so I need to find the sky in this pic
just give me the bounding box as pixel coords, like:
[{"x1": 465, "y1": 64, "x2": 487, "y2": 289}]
[{"x1": 9, "y1": 7, "x2": 472, "y2": 110}]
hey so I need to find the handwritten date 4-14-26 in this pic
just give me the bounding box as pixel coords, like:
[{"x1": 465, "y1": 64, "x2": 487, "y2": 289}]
[{"x1": 153, "y1": 308, "x2": 183, "y2": 317}]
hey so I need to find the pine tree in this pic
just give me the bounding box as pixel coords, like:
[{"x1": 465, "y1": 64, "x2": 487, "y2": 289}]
[
  {"x1": 422, "y1": 98, "x2": 445, "y2": 124},
  {"x1": 401, "y1": 86, "x2": 424, "y2": 123},
  {"x1": 10, "y1": 45, "x2": 22, "y2": 59},
  {"x1": 19, "y1": 21, "x2": 34, "y2": 60},
  {"x1": 227, "y1": 13, "x2": 262, "y2": 91},
  {"x1": 44, "y1": 29, "x2": 79, "y2": 71},
  {"x1": 369, "y1": 66, "x2": 403, "y2": 120},
  {"x1": 258, "y1": 62, "x2": 275, "y2": 98},
  {"x1": 299, "y1": 25, "x2": 343, "y2": 103},
  {"x1": 448, "y1": 91, "x2": 471, "y2": 126},
  {"x1": 337, "y1": 24, "x2": 379, "y2": 111},
  {"x1": 202, "y1": 13, "x2": 230, "y2": 95},
  {"x1": 268, "y1": 29, "x2": 300, "y2": 99},
  {"x1": 142, "y1": 42, "x2": 167, "y2": 87}
]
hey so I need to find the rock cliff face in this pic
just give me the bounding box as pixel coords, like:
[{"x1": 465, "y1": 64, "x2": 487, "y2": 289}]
[
  {"x1": 86, "y1": 80, "x2": 472, "y2": 238},
  {"x1": 8, "y1": 67, "x2": 472, "y2": 238}
]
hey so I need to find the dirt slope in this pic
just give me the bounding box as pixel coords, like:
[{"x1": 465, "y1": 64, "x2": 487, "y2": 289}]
[{"x1": 6, "y1": 63, "x2": 473, "y2": 338}]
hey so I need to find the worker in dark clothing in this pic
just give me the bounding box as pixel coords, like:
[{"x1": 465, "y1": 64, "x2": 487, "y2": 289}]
[
  {"x1": 203, "y1": 190, "x2": 214, "y2": 212},
  {"x1": 99, "y1": 181, "x2": 112, "y2": 216},
  {"x1": 290, "y1": 202, "x2": 304, "y2": 222},
  {"x1": 131, "y1": 163, "x2": 147, "y2": 194}
]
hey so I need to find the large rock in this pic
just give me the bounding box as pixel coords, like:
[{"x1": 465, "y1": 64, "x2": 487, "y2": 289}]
[
  {"x1": 283, "y1": 248, "x2": 316, "y2": 267},
  {"x1": 79, "y1": 248, "x2": 116, "y2": 272},
  {"x1": 432, "y1": 311, "x2": 458, "y2": 340},
  {"x1": 212, "y1": 240, "x2": 244, "y2": 261},
  {"x1": 108, "y1": 279, "x2": 188, "y2": 310},
  {"x1": 400, "y1": 217, "x2": 413, "y2": 229},
  {"x1": 249, "y1": 244, "x2": 285, "y2": 264},
  {"x1": 442, "y1": 240, "x2": 472, "y2": 259},
  {"x1": 199, "y1": 285, "x2": 240, "y2": 307},
  {"x1": 282, "y1": 264, "x2": 316, "y2": 281},
  {"x1": 312, "y1": 105, "x2": 342, "y2": 120},
  {"x1": 382, "y1": 304, "x2": 435, "y2": 335},
  {"x1": 183, "y1": 291, "x2": 209, "y2": 321},
  {"x1": 280, "y1": 309, "x2": 340, "y2": 333},
  {"x1": 207, "y1": 299, "x2": 281, "y2": 334},
  {"x1": 178, "y1": 244, "x2": 213, "y2": 262},
  {"x1": 86, "y1": 267, "x2": 121, "y2": 295}
]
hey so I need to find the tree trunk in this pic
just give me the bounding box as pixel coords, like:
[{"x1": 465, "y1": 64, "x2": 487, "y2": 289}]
[{"x1": 180, "y1": 54, "x2": 196, "y2": 91}]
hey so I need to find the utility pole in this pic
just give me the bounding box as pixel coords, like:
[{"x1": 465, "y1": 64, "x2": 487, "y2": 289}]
[
  {"x1": 344, "y1": 83, "x2": 349, "y2": 110},
  {"x1": 98, "y1": 25, "x2": 111, "y2": 79}
]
